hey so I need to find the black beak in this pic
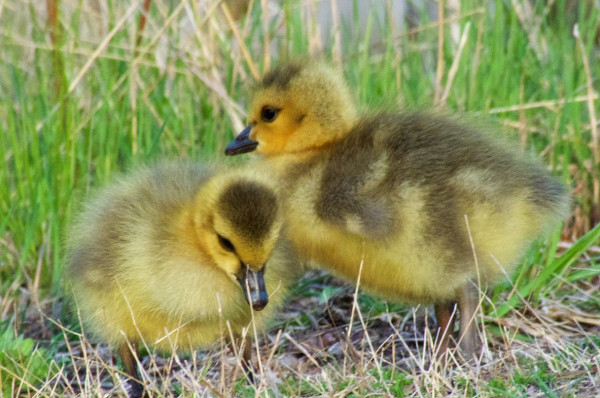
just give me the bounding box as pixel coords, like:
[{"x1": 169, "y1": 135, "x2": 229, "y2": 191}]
[
  {"x1": 225, "y1": 125, "x2": 259, "y2": 156},
  {"x1": 237, "y1": 264, "x2": 269, "y2": 311}
]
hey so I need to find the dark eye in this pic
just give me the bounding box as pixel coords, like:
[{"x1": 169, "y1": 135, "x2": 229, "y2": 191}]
[
  {"x1": 261, "y1": 106, "x2": 279, "y2": 122},
  {"x1": 218, "y1": 235, "x2": 235, "y2": 252}
]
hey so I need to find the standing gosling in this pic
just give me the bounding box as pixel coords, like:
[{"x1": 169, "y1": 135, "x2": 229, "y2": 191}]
[
  {"x1": 67, "y1": 162, "x2": 294, "y2": 396},
  {"x1": 225, "y1": 59, "x2": 570, "y2": 358}
]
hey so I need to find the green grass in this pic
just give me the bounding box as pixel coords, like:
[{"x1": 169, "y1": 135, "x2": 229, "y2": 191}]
[
  {"x1": 0, "y1": 0, "x2": 599, "y2": 396},
  {"x1": 0, "y1": 328, "x2": 56, "y2": 396}
]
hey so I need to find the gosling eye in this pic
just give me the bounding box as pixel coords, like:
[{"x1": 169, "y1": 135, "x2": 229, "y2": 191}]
[
  {"x1": 218, "y1": 235, "x2": 236, "y2": 253},
  {"x1": 261, "y1": 106, "x2": 279, "y2": 123}
]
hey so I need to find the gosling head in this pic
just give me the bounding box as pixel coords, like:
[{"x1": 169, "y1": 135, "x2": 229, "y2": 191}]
[
  {"x1": 225, "y1": 59, "x2": 357, "y2": 157},
  {"x1": 195, "y1": 172, "x2": 283, "y2": 311}
]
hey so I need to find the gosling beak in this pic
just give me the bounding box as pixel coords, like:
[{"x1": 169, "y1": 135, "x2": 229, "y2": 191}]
[
  {"x1": 225, "y1": 125, "x2": 258, "y2": 155},
  {"x1": 237, "y1": 264, "x2": 269, "y2": 311}
]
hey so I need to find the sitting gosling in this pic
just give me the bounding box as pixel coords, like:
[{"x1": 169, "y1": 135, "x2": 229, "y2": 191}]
[
  {"x1": 225, "y1": 59, "x2": 570, "y2": 358},
  {"x1": 66, "y1": 162, "x2": 294, "y2": 396}
]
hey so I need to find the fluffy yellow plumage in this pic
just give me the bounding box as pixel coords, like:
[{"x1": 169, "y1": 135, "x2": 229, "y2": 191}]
[
  {"x1": 66, "y1": 161, "x2": 295, "y2": 395},
  {"x1": 225, "y1": 59, "x2": 570, "y2": 358}
]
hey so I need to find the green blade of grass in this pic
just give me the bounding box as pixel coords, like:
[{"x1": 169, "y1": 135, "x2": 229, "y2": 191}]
[{"x1": 495, "y1": 222, "x2": 600, "y2": 317}]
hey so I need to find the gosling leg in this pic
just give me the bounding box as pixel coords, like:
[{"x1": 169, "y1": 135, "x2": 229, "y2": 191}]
[
  {"x1": 118, "y1": 342, "x2": 144, "y2": 398},
  {"x1": 241, "y1": 335, "x2": 254, "y2": 382},
  {"x1": 433, "y1": 301, "x2": 457, "y2": 358},
  {"x1": 456, "y1": 282, "x2": 479, "y2": 359},
  {"x1": 227, "y1": 335, "x2": 255, "y2": 383}
]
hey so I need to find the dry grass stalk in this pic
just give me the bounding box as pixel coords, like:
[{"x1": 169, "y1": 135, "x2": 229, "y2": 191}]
[
  {"x1": 220, "y1": 2, "x2": 259, "y2": 80},
  {"x1": 129, "y1": 0, "x2": 152, "y2": 155},
  {"x1": 511, "y1": 0, "x2": 552, "y2": 62},
  {"x1": 434, "y1": 0, "x2": 445, "y2": 106},
  {"x1": 135, "y1": 0, "x2": 152, "y2": 49},
  {"x1": 440, "y1": 21, "x2": 470, "y2": 106},
  {"x1": 67, "y1": 2, "x2": 139, "y2": 97},
  {"x1": 303, "y1": 0, "x2": 320, "y2": 55},
  {"x1": 261, "y1": 0, "x2": 270, "y2": 71},
  {"x1": 46, "y1": 0, "x2": 65, "y2": 101},
  {"x1": 330, "y1": 0, "x2": 342, "y2": 67},
  {"x1": 489, "y1": 94, "x2": 600, "y2": 114}
]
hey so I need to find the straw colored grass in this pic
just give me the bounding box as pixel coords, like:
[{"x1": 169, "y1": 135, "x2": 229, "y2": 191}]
[{"x1": 1, "y1": 0, "x2": 599, "y2": 396}]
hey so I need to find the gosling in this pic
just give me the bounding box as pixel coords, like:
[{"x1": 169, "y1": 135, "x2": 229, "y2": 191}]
[
  {"x1": 66, "y1": 162, "x2": 294, "y2": 396},
  {"x1": 225, "y1": 59, "x2": 570, "y2": 358}
]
